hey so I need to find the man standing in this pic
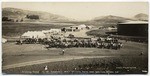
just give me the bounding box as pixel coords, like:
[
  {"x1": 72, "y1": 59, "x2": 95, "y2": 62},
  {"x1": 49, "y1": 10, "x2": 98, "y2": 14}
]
[
  {"x1": 20, "y1": 39, "x2": 23, "y2": 45},
  {"x1": 44, "y1": 65, "x2": 48, "y2": 71},
  {"x1": 62, "y1": 49, "x2": 65, "y2": 55}
]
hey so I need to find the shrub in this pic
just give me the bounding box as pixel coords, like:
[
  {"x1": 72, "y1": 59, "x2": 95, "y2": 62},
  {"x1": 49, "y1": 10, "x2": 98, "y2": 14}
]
[{"x1": 26, "y1": 15, "x2": 39, "y2": 20}]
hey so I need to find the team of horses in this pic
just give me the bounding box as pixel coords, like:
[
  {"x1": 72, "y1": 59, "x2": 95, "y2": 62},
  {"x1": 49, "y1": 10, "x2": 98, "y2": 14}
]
[
  {"x1": 16, "y1": 37, "x2": 123, "y2": 50},
  {"x1": 16, "y1": 38, "x2": 46, "y2": 44}
]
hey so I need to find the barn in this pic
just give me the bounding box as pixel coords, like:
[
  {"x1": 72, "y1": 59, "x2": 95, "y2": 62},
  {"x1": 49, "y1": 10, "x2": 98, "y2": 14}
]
[
  {"x1": 117, "y1": 21, "x2": 148, "y2": 37},
  {"x1": 62, "y1": 26, "x2": 80, "y2": 32},
  {"x1": 62, "y1": 24, "x2": 88, "y2": 32}
]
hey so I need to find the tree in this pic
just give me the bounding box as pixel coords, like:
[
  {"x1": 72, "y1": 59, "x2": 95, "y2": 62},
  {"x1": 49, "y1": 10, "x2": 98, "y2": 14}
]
[
  {"x1": 20, "y1": 18, "x2": 23, "y2": 22},
  {"x1": 2, "y1": 17, "x2": 9, "y2": 21},
  {"x1": 16, "y1": 20, "x2": 18, "y2": 22},
  {"x1": 26, "y1": 15, "x2": 39, "y2": 20}
]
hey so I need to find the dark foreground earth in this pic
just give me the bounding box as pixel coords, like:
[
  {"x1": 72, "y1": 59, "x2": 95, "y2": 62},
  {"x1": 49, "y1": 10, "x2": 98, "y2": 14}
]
[
  {"x1": 3, "y1": 56, "x2": 148, "y2": 74},
  {"x1": 2, "y1": 40, "x2": 148, "y2": 74}
]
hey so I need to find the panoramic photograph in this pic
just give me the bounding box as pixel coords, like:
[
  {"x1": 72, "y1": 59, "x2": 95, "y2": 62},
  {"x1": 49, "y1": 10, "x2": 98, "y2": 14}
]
[{"x1": 2, "y1": 2, "x2": 148, "y2": 74}]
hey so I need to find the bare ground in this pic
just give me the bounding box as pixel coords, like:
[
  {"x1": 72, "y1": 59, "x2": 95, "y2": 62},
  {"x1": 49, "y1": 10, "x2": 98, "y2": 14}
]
[{"x1": 2, "y1": 40, "x2": 148, "y2": 74}]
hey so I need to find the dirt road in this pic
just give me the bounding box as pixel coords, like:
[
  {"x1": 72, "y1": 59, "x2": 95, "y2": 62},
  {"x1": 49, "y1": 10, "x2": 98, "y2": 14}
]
[{"x1": 3, "y1": 56, "x2": 111, "y2": 70}]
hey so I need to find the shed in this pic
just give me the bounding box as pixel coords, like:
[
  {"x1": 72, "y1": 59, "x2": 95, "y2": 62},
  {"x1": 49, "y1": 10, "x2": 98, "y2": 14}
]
[{"x1": 117, "y1": 21, "x2": 148, "y2": 37}]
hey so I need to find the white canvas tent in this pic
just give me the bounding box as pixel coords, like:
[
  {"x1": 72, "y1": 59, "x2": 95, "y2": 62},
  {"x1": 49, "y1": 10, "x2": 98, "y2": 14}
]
[
  {"x1": 78, "y1": 24, "x2": 87, "y2": 29},
  {"x1": 2, "y1": 38, "x2": 7, "y2": 43},
  {"x1": 42, "y1": 29, "x2": 61, "y2": 34},
  {"x1": 42, "y1": 30, "x2": 51, "y2": 33},
  {"x1": 49, "y1": 29, "x2": 61, "y2": 33},
  {"x1": 107, "y1": 27, "x2": 117, "y2": 31},
  {"x1": 22, "y1": 31, "x2": 46, "y2": 39},
  {"x1": 86, "y1": 25, "x2": 93, "y2": 29}
]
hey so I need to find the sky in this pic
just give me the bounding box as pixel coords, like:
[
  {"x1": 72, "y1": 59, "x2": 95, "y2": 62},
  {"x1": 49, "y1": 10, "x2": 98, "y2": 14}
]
[{"x1": 2, "y1": 2, "x2": 149, "y2": 21}]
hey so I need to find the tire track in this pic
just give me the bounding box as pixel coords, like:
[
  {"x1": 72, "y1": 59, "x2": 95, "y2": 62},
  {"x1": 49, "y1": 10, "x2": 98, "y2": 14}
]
[{"x1": 2, "y1": 56, "x2": 111, "y2": 70}]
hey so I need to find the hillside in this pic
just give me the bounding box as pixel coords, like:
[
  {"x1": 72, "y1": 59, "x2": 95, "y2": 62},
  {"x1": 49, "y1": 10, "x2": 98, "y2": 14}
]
[
  {"x1": 2, "y1": 7, "x2": 75, "y2": 22},
  {"x1": 86, "y1": 15, "x2": 132, "y2": 27},
  {"x1": 134, "y1": 13, "x2": 148, "y2": 21},
  {"x1": 93, "y1": 15, "x2": 130, "y2": 22}
]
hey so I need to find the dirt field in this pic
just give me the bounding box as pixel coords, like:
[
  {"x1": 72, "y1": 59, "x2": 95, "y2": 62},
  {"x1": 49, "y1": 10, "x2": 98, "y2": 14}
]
[
  {"x1": 2, "y1": 40, "x2": 148, "y2": 74},
  {"x1": 2, "y1": 22, "x2": 75, "y2": 37}
]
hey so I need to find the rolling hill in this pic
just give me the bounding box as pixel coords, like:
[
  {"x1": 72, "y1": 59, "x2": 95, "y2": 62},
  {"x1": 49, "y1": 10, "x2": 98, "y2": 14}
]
[
  {"x1": 2, "y1": 7, "x2": 75, "y2": 22},
  {"x1": 86, "y1": 15, "x2": 133, "y2": 27},
  {"x1": 92, "y1": 15, "x2": 132, "y2": 23},
  {"x1": 134, "y1": 13, "x2": 148, "y2": 21}
]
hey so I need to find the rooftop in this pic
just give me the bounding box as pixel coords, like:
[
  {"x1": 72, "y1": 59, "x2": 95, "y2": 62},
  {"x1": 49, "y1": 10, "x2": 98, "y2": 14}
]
[{"x1": 118, "y1": 21, "x2": 148, "y2": 24}]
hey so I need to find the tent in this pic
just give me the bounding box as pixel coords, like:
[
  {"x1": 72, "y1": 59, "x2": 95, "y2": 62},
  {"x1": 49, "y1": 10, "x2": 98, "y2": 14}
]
[
  {"x1": 86, "y1": 26, "x2": 93, "y2": 29},
  {"x1": 42, "y1": 30, "x2": 51, "y2": 33},
  {"x1": 78, "y1": 24, "x2": 87, "y2": 29},
  {"x1": 42, "y1": 29, "x2": 61, "y2": 34},
  {"x1": 107, "y1": 27, "x2": 117, "y2": 31},
  {"x1": 49, "y1": 29, "x2": 61, "y2": 33},
  {"x1": 2, "y1": 38, "x2": 7, "y2": 43},
  {"x1": 22, "y1": 31, "x2": 46, "y2": 39}
]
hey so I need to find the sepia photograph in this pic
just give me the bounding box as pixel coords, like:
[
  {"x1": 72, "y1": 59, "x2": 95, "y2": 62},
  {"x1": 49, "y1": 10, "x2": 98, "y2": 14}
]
[{"x1": 1, "y1": 2, "x2": 148, "y2": 74}]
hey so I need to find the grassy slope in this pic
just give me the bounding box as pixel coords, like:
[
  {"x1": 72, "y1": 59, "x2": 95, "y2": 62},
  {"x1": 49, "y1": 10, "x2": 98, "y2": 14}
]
[
  {"x1": 3, "y1": 57, "x2": 148, "y2": 74},
  {"x1": 2, "y1": 22, "x2": 75, "y2": 37},
  {"x1": 86, "y1": 29, "x2": 109, "y2": 37},
  {"x1": 2, "y1": 7, "x2": 74, "y2": 22},
  {"x1": 2, "y1": 41, "x2": 148, "y2": 74}
]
